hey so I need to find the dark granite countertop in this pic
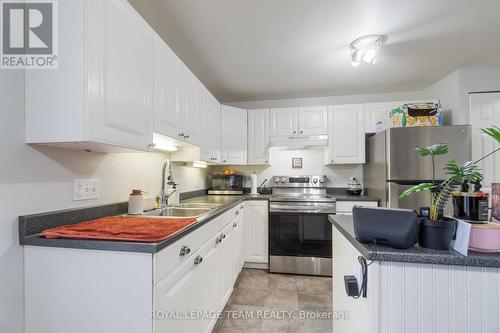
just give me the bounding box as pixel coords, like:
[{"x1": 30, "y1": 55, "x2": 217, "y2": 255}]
[
  {"x1": 19, "y1": 194, "x2": 270, "y2": 254},
  {"x1": 330, "y1": 214, "x2": 500, "y2": 268}
]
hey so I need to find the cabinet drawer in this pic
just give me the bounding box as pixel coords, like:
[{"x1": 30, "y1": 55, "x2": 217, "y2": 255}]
[
  {"x1": 153, "y1": 205, "x2": 239, "y2": 283},
  {"x1": 336, "y1": 201, "x2": 378, "y2": 214}
]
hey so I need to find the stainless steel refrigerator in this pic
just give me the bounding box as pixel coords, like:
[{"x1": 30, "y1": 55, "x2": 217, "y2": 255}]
[{"x1": 364, "y1": 125, "x2": 471, "y2": 213}]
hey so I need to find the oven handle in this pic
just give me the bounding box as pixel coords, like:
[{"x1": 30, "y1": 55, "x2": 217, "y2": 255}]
[{"x1": 269, "y1": 203, "x2": 336, "y2": 214}]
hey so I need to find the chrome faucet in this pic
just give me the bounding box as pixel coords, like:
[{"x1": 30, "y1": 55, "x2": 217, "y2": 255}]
[{"x1": 161, "y1": 158, "x2": 177, "y2": 207}]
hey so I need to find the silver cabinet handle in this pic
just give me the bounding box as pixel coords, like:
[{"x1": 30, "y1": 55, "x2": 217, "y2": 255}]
[
  {"x1": 240, "y1": 205, "x2": 244, "y2": 209},
  {"x1": 215, "y1": 236, "x2": 221, "y2": 244},
  {"x1": 194, "y1": 255, "x2": 203, "y2": 265},
  {"x1": 235, "y1": 210, "x2": 239, "y2": 216},
  {"x1": 292, "y1": 130, "x2": 297, "y2": 134},
  {"x1": 148, "y1": 143, "x2": 156, "y2": 148},
  {"x1": 221, "y1": 233, "x2": 226, "y2": 240},
  {"x1": 265, "y1": 160, "x2": 269, "y2": 163},
  {"x1": 178, "y1": 133, "x2": 185, "y2": 138},
  {"x1": 233, "y1": 223, "x2": 238, "y2": 228},
  {"x1": 300, "y1": 130, "x2": 303, "y2": 134},
  {"x1": 184, "y1": 134, "x2": 190, "y2": 139},
  {"x1": 179, "y1": 245, "x2": 191, "y2": 256}
]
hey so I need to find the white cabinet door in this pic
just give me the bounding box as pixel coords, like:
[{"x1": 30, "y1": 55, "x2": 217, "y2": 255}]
[
  {"x1": 326, "y1": 104, "x2": 366, "y2": 164},
  {"x1": 248, "y1": 109, "x2": 270, "y2": 165},
  {"x1": 244, "y1": 201, "x2": 269, "y2": 264},
  {"x1": 217, "y1": 223, "x2": 235, "y2": 306},
  {"x1": 270, "y1": 107, "x2": 299, "y2": 136},
  {"x1": 201, "y1": 93, "x2": 221, "y2": 163},
  {"x1": 229, "y1": 206, "x2": 245, "y2": 283},
  {"x1": 181, "y1": 65, "x2": 202, "y2": 145},
  {"x1": 237, "y1": 205, "x2": 246, "y2": 272},
  {"x1": 221, "y1": 105, "x2": 248, "y2": 165},
  {"x1": 470, "y1": 93, "x2": 500, "y2": 193},
  {"x1": 153, "y1": 33, "x2": 183, "y2": 138},
  {"x1": 87, "y1": 0, "x2": 154, "y2": 151},
  {"x1": 365, "y1": 102, "x2": 401, "y2": 134},
  {"x1": 154, "y1": 234, "x2": 218, "y2": 333},
  {"x1": 298, "y1": 106, "x2": 328, "y2": 135}
]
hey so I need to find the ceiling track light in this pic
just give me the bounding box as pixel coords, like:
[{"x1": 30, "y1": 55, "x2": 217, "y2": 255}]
[{"x1": 350, "y1": 34, "x2": 387, "y2": 67}]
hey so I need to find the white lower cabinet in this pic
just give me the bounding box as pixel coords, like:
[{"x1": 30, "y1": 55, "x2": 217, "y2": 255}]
[
  {"x1": 154, "y1": 233, "x2": 219, "y2": 333},
  {"x1": 244, "y1": 201, "x2": 269, "y2": 265},
  {"x1": 24, "y1": 201, "x2": 271, "y2": 333}
]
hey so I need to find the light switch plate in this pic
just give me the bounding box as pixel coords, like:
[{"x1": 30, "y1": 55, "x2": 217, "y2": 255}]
[{"x1": 73, "y1": 179, "x2": 100, "y2": 201}]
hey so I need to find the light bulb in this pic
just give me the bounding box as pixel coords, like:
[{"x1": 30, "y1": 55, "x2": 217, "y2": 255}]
[{"x1": 363, "y1": 48, "x2": 377, "y2": 64}]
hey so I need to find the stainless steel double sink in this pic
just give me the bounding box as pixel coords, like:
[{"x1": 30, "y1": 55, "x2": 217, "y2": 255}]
[{"x1": 138, "y1": 202, "x2": 222, "y2": 218}]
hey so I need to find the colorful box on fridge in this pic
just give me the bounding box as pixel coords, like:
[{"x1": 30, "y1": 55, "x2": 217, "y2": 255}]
[{"x1": 390, "y1": 103, "x2": 442, "y2": 128}]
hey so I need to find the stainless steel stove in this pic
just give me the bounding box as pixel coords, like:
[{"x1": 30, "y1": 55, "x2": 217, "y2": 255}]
[{"x1": 269, "y1": 176, "x2": 335, "y2": 276}]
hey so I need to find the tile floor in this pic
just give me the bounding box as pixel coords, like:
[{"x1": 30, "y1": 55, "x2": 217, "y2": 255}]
[{"x1": 213, "y1": 269, "x2": 333, "y2": 333}]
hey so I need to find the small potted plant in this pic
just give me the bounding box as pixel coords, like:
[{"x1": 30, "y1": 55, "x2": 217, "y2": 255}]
[{"x1": 400, "y1": 126, "x2": 500, "y2": 250}]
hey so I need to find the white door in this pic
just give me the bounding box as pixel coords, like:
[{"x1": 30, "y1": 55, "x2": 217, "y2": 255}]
[
  {"x1": 181, "y1": 65, "x2": 202, "y2": 144},
  {"x1": 217, "y1": 223, "x2": 235, "y2": 306},
  {"x1": 153, "y1": 34, "x2": 182, "y2": 138},
  {"x1": 326, "y1": 104, "x2": 366, "y2": 164},
  {"x1": 298, "y1": 106, "x2": 328, "y2": 135},
  {"x1": 230, "y1": 206, "x2": 245, "y2": 282},
  {"x1": 87, "y1": 0, "x2": 154, "y2": 151},
  {"x1": 244, "y1": 201, "x2": 269, "y2": 264},
  {"x1": 365, "y1": 102, "x2": 401, "y2": 133},
  {"x1": 470, "y1": 93, "x2": 500, "y2": 193},
  {"x1": 154, "y1": 238, "x2": 214, "y2": 333},
  {"x1": 270, "y1": 107, "x2": 299, "y2": 136},
  {"x1": 201, "y1": 94, "x2": 221, "y2": 163},
  {"x1": 221, "y1": 105, "x2": 248, "y2": 164},
  {"x1": 248, "y1": 109, "x2": 270, "y2": 165}
]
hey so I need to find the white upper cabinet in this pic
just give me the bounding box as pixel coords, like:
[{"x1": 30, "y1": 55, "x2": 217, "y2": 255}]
[
  {"x1": 269, "y1": 106, "x2": 327, "y2": 137},
  {"x1": 221, "y1": 106, "x2": 248, "y2": 165},
  {"x1": 247, "y1": 109, "x2": 270, "y2": 165},
  {"x1": 270, "y1": 107, "x2": 299, "y2": 136},
  {"x1": 298, "y1": 106, "x2": 328, "y2": 135},
  {"x1": 201, "y1": 93, "x2": 222, "y2": 163},
  {"x1": 180, "y1": 66, "x2": 203, "y2": 145},
  {"x1": 153, "y1": 34, "x2": 182, "y2": 139},
  {"x1": 326, "y1": 104, "x2": 366, "y2": 164},
  {"x1": 25, "y1": 0, "x2": 155, "y2": 152},
  {"x1": 365, "y1": 102, "x2": 401, "y2": 133}
]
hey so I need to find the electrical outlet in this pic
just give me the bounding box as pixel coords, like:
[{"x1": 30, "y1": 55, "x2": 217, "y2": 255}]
[{"x1": 73, "y1": 179, "x2": 100, "y2": 201}]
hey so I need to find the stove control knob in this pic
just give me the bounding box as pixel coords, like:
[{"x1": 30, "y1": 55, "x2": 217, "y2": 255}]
[
  {"x1": 280, "y1": 177, "x2": 287, "y2": 183},
  {"x1": 313, "y1": 178, "x2": 318, "y2": 184},
  {"x1": 274, "y1": 177, "x2": 280, "y2": 183}
]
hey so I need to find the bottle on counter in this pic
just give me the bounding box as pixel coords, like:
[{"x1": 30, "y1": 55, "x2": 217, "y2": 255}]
[{"x1": 128, "y1": 189, "x2": 144, "y2": 215}]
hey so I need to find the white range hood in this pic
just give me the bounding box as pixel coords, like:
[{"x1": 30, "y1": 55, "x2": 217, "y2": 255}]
[{"x1": 269, "y1": 135, "x2": 328, "y2": 148}]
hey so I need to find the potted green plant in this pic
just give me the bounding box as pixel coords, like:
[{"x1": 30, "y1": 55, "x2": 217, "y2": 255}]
[{"x1": 400, "y1": 126, "x2": 500, "y2": 250}]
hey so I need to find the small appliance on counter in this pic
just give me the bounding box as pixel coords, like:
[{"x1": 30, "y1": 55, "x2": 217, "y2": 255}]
[
  {"x1": 469, "y1": 223, "x2": 500, "y2": 253},
  {"x1": 347, "y1": 177, "x2": 363, "y2": 195},
  {"x1": 208, "y1": 173, "x2": 244, "y2": 195},
  {"x1": 452, "y1": 182, "x2": 489, "y2": 223},
  {"x1": 353, "y1": 206, "x2": 419, "y2": 249}
]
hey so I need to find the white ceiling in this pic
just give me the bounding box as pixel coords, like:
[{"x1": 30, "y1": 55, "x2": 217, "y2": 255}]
[{"x1": 130, "y1": 0, "x2": 500, "y2": 103}]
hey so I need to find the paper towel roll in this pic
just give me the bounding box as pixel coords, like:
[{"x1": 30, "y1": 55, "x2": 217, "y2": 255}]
[{"x1": 251, "y1": 173, "x2": 258, "y2": 195}]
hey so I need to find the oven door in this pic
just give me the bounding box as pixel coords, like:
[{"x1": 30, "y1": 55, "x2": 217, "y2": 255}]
[{"x1": 269, "y1": 202, "x2": 333, "y2": 258}]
